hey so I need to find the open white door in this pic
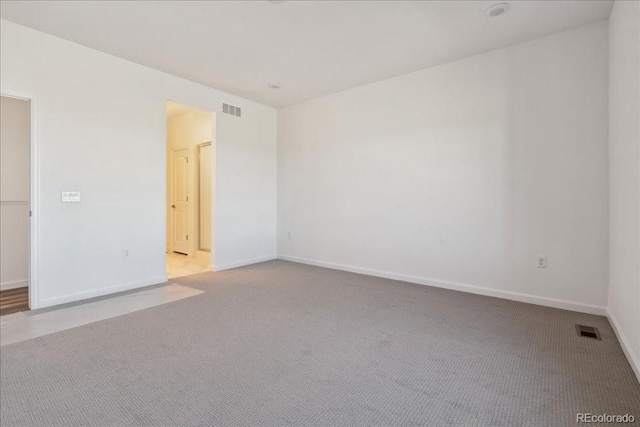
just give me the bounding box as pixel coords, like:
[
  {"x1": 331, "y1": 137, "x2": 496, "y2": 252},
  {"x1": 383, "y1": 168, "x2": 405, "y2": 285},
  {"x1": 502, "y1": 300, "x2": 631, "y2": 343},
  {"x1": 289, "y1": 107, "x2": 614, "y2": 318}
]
[{"x1": 171, "y1": 148, "x2": 190, "y2": 254}]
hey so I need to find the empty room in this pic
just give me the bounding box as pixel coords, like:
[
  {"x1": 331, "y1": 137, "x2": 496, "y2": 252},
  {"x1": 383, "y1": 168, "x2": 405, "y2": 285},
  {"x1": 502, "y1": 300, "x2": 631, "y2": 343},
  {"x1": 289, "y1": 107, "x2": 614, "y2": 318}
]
[{"x1": 0, "y1": 1, "x2": 638, "y2": 426}]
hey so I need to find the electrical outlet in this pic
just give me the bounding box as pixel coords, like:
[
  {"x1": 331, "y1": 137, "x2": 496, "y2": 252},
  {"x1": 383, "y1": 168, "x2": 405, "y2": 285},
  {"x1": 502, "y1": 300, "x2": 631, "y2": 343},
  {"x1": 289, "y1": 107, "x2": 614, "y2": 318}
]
[
  {"x1": 61, "y1": 191, "x2": 81, "y2": 203},
  {"x1": 536, "y1": 255, "x2": 547, "y2": 269},
  {"x1": 123, "y1": 248, "x2": 130, "y2": 259}
]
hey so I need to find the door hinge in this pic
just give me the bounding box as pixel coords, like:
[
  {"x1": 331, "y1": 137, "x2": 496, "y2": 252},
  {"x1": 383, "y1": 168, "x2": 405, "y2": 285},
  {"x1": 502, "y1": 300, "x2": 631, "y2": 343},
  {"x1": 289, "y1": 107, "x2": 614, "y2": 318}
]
[
  {"x1": 186, "y1": 196, "x2": 189, "y2": 202},
  {"x1": 186, "y1": 235, "x2": 189, "y2": 240},
  {"x1": 29, "y1": 210, "x2": 32, "y2": 217}
]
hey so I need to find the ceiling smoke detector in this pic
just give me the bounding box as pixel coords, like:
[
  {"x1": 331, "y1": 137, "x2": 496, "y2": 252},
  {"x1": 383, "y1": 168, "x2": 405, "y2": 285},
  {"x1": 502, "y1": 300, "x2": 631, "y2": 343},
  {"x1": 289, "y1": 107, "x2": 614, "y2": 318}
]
[
  {"x1": 268, "y1": 83, "x2": 281, "y2": 89},
  {"x1": 485, "y1": 3, "x2": 510, "y2": 17}
]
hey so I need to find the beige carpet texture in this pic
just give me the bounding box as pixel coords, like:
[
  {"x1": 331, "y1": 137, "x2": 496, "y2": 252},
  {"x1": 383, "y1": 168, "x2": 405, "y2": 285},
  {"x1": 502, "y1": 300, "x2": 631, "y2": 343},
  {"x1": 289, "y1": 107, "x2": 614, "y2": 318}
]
[{"x1": 1, "y1": 260, "x2": 639, "y2": 426}]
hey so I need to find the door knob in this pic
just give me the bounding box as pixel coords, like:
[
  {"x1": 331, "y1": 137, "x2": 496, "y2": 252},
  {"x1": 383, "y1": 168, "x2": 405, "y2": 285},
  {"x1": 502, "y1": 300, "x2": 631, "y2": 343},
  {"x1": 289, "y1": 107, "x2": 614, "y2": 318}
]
[{"x1": 171, "y1": 204, "x2": 176, "y2": 208}]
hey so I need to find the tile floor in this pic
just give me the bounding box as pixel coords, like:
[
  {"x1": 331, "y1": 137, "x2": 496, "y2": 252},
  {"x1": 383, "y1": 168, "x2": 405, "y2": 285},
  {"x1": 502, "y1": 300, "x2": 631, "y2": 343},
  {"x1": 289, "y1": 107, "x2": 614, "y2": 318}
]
[
  {"x1": 167, "y1": 252, "x2": 211, "y2": 279},
  {"x1": 0, "y1": 283, "x2": 203, "y2": 346}
]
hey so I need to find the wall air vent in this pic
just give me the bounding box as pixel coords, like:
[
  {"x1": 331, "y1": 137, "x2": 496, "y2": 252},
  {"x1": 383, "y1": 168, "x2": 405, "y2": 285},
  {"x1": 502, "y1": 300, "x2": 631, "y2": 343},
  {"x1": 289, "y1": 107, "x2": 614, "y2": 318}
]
[
  {"x1": 576, "y1": 324, "x2": 601, "y2": 340},
  {"x1": 222, "y1": 103, "x2": 242, "y2": 118}
]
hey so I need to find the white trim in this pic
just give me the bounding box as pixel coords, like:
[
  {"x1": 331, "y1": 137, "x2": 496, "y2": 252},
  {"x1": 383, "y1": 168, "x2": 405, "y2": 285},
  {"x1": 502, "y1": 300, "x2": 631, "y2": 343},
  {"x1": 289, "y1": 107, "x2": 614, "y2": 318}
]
[
  {"x1": 0, "y1": 280, "x2": 29, "y2": 291},
  {"x1": 278, "y1": 254, "x2": 607, "y2": 316},
  {"x1": 37, "y1": 275, "x2": 168, "y2": 308},
  {"x1": 0, "y1": 89, "x2": 40, "y2": 310},
  {"x1": 0, "y1": 200, "x2": 28, "y2": 205},
  {"x1": 607, "y1": 310, "x2": 640, "y2": 383},
  {"x1": 196, "y1": 141, "x2": 212, "y2": 253},
  {"x1": 214, "y1": 255, "x2": 277, "y2": 272}
]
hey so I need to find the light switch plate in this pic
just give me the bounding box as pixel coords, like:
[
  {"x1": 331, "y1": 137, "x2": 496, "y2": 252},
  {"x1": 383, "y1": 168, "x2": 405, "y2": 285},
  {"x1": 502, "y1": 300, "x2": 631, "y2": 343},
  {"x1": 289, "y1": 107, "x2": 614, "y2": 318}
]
[{"x1": 61, "y1": 191, "x2": 81, "y2": 203}]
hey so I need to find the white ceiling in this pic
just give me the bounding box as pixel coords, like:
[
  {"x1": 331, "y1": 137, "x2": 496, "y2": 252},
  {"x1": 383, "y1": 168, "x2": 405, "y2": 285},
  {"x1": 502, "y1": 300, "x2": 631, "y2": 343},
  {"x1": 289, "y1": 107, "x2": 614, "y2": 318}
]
[{"x1": 0, "y1": 1, "x2": 613, "y2": 108}]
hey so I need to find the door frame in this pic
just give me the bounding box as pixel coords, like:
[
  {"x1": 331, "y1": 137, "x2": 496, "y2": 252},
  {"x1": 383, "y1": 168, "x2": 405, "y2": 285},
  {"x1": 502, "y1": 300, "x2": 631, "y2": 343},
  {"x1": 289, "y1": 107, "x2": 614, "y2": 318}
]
[
  {"x1": 196, "y1": 141, "x2": 212, "y2": 252},
  {"x1": 165, "y1": 100, "x2": 216, "y2": 271},
  {"x1": 1, "y1": 89, "x2": 40, "y2": 310}
]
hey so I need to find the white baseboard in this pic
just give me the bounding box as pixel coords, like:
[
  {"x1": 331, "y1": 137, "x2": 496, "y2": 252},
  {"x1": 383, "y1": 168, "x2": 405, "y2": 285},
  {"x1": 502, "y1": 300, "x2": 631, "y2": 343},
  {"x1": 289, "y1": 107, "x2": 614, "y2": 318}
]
[
  {"x1": 1, "y1": 279, "x2": 29, "y2": 291},
  {"x1": 278, "y1": 254, "x2": 607, "y2": 316},
  {"x1": 606, "y1": 310, "x2": 640, "y2": 383},
  {"x1": 214, "y1": 255, "x2": 277, "y2": 272},
  {"x1": 38, "y1": 275, "x2": 168, "y2": 309}
]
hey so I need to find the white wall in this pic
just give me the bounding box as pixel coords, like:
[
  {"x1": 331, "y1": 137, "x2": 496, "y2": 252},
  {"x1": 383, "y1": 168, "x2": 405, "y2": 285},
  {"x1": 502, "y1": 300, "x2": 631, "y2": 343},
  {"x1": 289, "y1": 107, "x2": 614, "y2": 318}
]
[
  {"x1": 166, "y1": 108, "x2": 215, "y2": 260},
  {"x1": 0, "y1": 20, "x2": 277, "y2": 308},
  {"x1": 608, "y1": 0, "x2": 640, "y2": 379},
  {"x1": 217, "y1": 108, "x2": 278, "y2": 269},
  {"x1": 0, "y1": 96, "x2": 30, "y2": 290},
  {"x1": 278, "y1": 22, "x2": 609, "y2": 314}
]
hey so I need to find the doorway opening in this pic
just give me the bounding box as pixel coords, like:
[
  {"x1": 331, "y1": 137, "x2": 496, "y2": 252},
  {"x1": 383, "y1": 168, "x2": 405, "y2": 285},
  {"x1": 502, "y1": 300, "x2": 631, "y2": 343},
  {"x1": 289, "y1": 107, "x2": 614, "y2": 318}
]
[
  {"x1": 0, "y1": 94, "x2": 31, "y2": 315},
  {"x1": 166, "y1": 101, "x2": 215, "y2": 279}
]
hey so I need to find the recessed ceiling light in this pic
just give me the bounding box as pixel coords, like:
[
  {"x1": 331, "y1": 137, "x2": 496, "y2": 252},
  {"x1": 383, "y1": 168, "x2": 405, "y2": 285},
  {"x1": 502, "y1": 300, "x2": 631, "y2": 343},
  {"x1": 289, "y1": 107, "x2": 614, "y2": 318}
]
[
  {"x1": 268, "y1": 83, "x2": 281, "y2": 89},
  {"x1": 485, "y1": 3, "x2": 510, "y2": 17}
]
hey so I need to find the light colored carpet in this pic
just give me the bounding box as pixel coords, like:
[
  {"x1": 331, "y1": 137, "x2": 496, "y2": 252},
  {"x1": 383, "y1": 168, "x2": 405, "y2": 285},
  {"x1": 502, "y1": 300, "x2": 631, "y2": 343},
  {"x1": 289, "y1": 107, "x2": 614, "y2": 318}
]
[{"x1": 1, "y1": 260, "x2": 638, "y2": 426}]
